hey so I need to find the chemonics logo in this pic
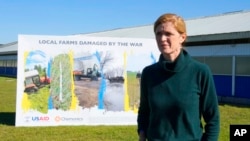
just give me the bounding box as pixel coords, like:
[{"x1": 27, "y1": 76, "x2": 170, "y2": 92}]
[
  {"x1": 55, "y1": 116, "x2": 61, "y2": 122},
  {"x1": 54, "y1": 116, "x2": 83, "y2": 122}
]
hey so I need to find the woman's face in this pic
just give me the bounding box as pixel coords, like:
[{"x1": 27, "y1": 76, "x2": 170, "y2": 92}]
[{"x1": 155, "y1": 22, "x2": 186, "y2": 58}]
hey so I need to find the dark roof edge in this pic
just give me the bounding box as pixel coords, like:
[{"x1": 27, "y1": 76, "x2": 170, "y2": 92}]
[{"x1": 187, "y1": 31, "x2": 250, "y2": 42}]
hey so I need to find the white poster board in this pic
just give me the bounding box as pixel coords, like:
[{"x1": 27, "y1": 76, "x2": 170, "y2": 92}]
[{"x1": 16, "y1": 35, "x2": 159, "y2": 126}]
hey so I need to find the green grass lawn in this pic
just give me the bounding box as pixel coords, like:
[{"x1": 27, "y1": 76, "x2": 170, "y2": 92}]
[{"x1": 0, "y1": 76, "x2": 250, "y2": 141}]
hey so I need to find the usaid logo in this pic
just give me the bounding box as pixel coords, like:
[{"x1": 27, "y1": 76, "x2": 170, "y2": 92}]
[
  {"x1": 31, "y1": 116, "x2": 50, "y2": 121},
  {"x1": 230, "y1": 125, "x2": 250, "y2": 141}
]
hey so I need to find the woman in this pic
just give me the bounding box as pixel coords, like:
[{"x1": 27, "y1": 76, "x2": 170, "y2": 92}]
[{"x1": 137, "y1": 13, "x2": 220, "y2": 141}]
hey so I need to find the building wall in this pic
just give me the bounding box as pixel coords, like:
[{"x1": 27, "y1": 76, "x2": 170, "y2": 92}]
[
  {"x1": 187, "y1": 44, "x2": 250, "y2": 99},
  {"x1": 0, "y1": 55, "x2": 17, "y2": 77}
]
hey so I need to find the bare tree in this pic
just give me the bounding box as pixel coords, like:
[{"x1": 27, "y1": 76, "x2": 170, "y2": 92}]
[{"x1": 99, "y1": 51, "x2": 114, "y2": 71}]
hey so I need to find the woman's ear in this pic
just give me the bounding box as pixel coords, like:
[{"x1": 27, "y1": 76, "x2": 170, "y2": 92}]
[{"x1": 180, "y1": 33, "x2": 187, "y2": 44}]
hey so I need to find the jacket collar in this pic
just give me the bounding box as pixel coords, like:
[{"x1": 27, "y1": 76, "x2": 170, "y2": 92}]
[{"x1": 158, "y1": 49, "x2": 191, "y2": 72}]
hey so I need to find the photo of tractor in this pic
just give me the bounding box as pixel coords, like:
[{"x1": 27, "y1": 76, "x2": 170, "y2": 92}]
[
  {"x1": 24, "y1": 69, "x2": 50, "y2": 94},
  {"x1": 73, "y1": 54, "x2": 101, "y2": 81}
]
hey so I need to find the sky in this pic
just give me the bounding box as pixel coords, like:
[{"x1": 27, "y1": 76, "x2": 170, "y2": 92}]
[{"x1": 1, "y1": 0, "x2": 250, "y2": 44}]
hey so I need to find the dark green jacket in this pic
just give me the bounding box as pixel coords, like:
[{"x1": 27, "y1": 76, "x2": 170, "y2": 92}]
[{"x1": 137, "y1": 50, "x2": 220, "y2": 141}]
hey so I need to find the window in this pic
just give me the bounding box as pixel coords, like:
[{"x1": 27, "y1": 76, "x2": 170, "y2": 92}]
[
  {"x1": 0, "y1": 60, "x2": 3, "y2": 67},
  {"x1": 194, "y1": 56, "x2": 232, "y2": 75},
  {"x1": 236, "y1": 56, "x2": 250, "y2": 76}
]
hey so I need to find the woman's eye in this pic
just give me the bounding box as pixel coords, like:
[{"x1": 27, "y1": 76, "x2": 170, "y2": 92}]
[
  {"x1": 164, "y1": 32, "x2": 172, "y2": 36},
  {"x1": 156, "y1": 32, "x2": 171, "y2": 37}
]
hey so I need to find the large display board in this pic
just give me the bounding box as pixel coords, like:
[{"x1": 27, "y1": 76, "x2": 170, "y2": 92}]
[{"x1": 15, "y1": 35, "x2": 159, "y2": 126}]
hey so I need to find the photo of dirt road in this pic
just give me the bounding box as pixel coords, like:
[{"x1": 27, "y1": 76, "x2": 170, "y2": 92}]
[{"x1": 74, "y1": 79, "x2": 100, "y2": 108}]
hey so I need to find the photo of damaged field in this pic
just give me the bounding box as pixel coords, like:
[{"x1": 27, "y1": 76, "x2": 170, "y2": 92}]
[{"x1": 22, "y1": 50, "x2": 145, "y2": 113}]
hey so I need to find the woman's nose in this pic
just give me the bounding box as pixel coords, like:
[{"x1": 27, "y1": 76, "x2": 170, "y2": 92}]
[{"x1": 159, "y1": 34, "x2": 168, "y2": 41}]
